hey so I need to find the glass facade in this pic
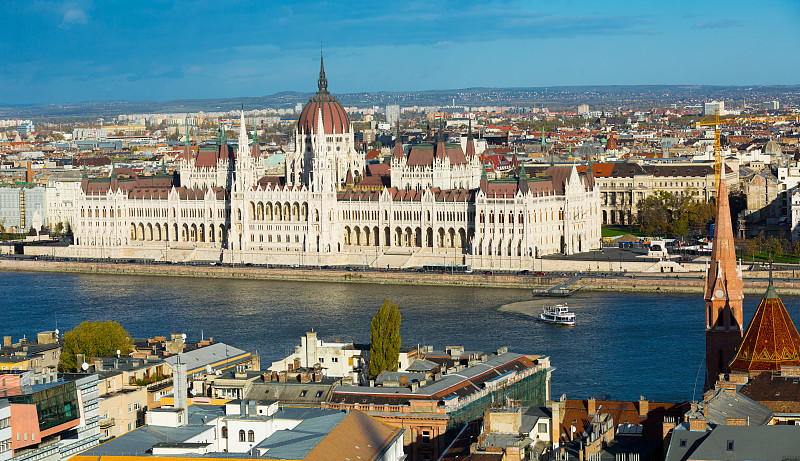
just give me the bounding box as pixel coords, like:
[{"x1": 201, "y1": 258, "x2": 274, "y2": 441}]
[{"x1": 9, "y1": 381, "x2": 80, "y2": 431}]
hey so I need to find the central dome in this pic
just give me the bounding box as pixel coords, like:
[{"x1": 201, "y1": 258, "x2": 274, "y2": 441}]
[{"x1": 297, "y1": 54, "x2": 350, "y2": 135}]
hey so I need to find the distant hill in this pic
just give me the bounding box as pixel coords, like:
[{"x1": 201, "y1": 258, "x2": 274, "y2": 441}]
[{"x1": 1, "y1": 85, "x2": 798, "y2": 119}]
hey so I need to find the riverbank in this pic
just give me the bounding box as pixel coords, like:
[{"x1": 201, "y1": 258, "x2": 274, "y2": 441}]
[{"x1": 2, "y1": 258, "x2": 799, "y2": 295}]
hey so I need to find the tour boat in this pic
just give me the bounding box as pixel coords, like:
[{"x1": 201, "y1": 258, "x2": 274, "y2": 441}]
[{"x1": 539, "y1": 304, "x2": 576, "y2": 326}]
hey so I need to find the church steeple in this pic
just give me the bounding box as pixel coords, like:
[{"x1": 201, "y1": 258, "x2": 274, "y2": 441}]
[{"x1": 704, "y1": 159, "x2": 744, "y2": 389}]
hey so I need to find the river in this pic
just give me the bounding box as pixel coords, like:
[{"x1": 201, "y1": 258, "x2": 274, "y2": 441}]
[{"x1": 4, "y1": 271, "x2": 797, "y2": 402}]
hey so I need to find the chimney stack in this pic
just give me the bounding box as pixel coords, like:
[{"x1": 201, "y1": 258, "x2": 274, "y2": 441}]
[{"x1": 638, "y1": 396, "x2": 649, "y2": 417}]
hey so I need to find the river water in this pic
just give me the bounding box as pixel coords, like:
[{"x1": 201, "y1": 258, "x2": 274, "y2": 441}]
[{"x1": 4, "y1": 271, "x2": 797, "y2": 402}]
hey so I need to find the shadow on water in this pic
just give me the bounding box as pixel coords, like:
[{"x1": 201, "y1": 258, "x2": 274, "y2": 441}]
[{"x1": 4, "y1": 271, "x2": 798, "y2": 402}]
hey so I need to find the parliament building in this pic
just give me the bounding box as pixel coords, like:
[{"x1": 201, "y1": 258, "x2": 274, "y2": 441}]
[{"x1": 72, "y1": 57, "x2": 600, "y2": 269}]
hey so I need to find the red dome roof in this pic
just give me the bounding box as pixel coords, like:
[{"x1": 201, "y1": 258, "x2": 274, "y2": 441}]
[{"x1": 297, "y1": 54, "x2": 350, "y2": 135}]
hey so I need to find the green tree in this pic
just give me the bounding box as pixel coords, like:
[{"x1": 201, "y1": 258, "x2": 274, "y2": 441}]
[
  {"x1": 59, "y1": 320, "x2": 133, "y2": 372},
  {"x1": 54, "y1": 222, "x2": 64, "y2": 235},
  {"x1": 368, "y1": 299, "x2": 401, "y2": 379}
]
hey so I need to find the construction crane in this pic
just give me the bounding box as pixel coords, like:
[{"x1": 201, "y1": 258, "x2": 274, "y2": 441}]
[{"x1": 695, "y1": 110, "x2": 800, "y2": 190}]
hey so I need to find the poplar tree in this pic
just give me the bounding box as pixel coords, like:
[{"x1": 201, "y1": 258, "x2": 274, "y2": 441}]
[{"x1": 369, "y1": 299, "x2": 401, "y2": 379}]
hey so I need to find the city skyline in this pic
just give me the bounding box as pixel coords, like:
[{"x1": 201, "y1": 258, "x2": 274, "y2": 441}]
[{"x1": 2, "y1": 0, "x2": 799, "y2": 105}]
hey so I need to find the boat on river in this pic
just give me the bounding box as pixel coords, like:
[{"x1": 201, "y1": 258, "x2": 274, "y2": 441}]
[{"x1": 539, "y1": 304, "x2": 576, "y2": 326}]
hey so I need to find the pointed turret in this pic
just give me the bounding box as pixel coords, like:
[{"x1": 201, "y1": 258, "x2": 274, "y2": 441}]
[
  {"x1": 517, "y1": 163, "x2": 529, "y2": 195},
  {"x1": 108, "y1": 161, "x2": 117, "y2": 190},
  {"x1": 465, "y1": 119, "x2": 476, "y2": 159},
  {"x1": 480, "y1": 162, "x2": 488, "y2": 193},
  {"x1": 345, "y1": 169, "x2": 354, "y2": 187},
  {"x1": 218, "y1": 122, "x2": 229, "y2": 162},
  {"x1": 393, "y1": 122, "x2": 404, "y2": 161},
  {"x1": 238, "y1": 109, "x2": 248, "y2": 152},
  {"x1": 729, "y1": 275, "x2": 800, "y2": 376},
  {"x1": 704, "y1": 160, "x2": 744, "y2": 389},
  {"x1": 184, "y1": 119, "x2": 191, "y2": 160},
  {"x1": 435, "y1": 122, "x2": 446, "y2": 161},
  {"x1": 251, "y1": 126, "x2": 260, "y2": 160}
]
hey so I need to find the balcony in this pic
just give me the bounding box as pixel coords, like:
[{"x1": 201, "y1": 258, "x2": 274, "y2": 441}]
[{"x1": 99, "y1": 417, "x2": 115, "y2": 429}]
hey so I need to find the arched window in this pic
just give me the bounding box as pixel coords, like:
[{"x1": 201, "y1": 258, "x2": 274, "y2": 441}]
[
  {"x1": 239, "y1": 430, "x2": 245, "y2": 442},
  {"x1": 221, "y1": 426, "x2": 227, "y2": 438},
  {"x1": 248, "y1": 430, "x2": 254, "y2": 442}
]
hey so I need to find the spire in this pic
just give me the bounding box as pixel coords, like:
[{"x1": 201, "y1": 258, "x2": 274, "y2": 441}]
[
  {"x1": 81, "y1": 162, "x2": 87, "y2": 179},
  {"x1": 109, "y1": 160, "x2": 118, "y2": 190},
  {"x1": 465, "y1": 119, "x2": 476, "y2": 159},
  {"x1": 517, "y1": 163, "x2": 529, "y2": 195},
  {"x1": 318, "y1": 50, "x2": 328, "y2": 93},
  {"x1": 704, "y1": 157, "x2": 744, "y2": 389},
  {"x1": 393, "y1": 122, "x2": 404, "y2": 161},
  {"x1": 480, "y1": 162, "x2": 488, "y2": 193},
  {"x1": 238, "y1": 108, "x2": 248, "y2": 150},
  {"x1": 251, "y1": 124, "x2": 260, "y2": 160},
  {"x1": 436, "y1": 121, "x2": 446, "y2": 161}
]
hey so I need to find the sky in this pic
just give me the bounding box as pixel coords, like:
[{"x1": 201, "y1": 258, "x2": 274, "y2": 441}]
[{"x1": 1, "y1": 0, "x2": 799, "y2": 105}]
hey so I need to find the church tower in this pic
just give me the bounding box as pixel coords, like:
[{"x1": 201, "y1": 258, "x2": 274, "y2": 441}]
[{"x1": 705, "y1": 168, "x2": 744, "y2": 390}]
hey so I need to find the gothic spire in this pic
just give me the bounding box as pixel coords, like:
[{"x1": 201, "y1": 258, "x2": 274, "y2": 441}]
[
  {"x1": 436, "y1": 120, "x2": 446, "y2": 161},
  {"x1": 393, "y1": 122, "x2": 404, "y2": 161},
  {"x1": 704, "y1": 157, "x2": 744, "y2": 389},
  {"x1": 318, "y1": 50, "x2": 328, "y2": 93},
  {"x1": 465, "y1": 118, "x2": 476, "y2": 159},
  {"x1": 517, "y1": 162, "x2": 529, "y2": 195}
]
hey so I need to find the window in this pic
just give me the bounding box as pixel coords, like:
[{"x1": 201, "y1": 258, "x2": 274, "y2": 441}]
[
  {"x1": 319, "y1": 357, "x2": 324, "y2": 363},
  {"x1": 248, "y1": 430, "x2": 254, "y2": 442},
  {"x1": 133, "y1": 402, "x2": 140, "y2": 411},
  {"x1": 331, "y1": 357, "x2": 338, "y2": 363},
  {"x1": 300, "y1": 390, "x2": 308, "y2": 397},
  {"x1": 221, "y1": 426, "x2": 227, "y2": 438},
  {"x1": 726, "y1": 440, "x2": 734, "y2": 451},
  {"x1": 538, "y1": 423, "x2": 547, "y2": 433},
  {"x1": 316, "y1": 391, "x2": 323, "y2": 398},
  {"x1": 239, "y1": 430, "x2": 246, "y2": 442},
  {"x1": 421, "y1": 430, "x2": 430, "y2": 444},
  {"x1": 679, "y1": 439, "x2": 687, "y2": 448}
]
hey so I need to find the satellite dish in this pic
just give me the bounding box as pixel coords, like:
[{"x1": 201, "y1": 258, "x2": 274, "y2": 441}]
[
  {"x1": 181, "y1": 333, "x2": 187, "y2": 341},
  {"x1": 81, "y1": 362, "x2": 89, "y2": 371},
  {"x1": 205, "y1": 365, "x2": 213, "y2": 374},
  {"x1": 55, "y1": 329, "x2": 59, "y2": 336},
  {"x1": 116, "y1": 349, "x2": 121, "y2": 356}
]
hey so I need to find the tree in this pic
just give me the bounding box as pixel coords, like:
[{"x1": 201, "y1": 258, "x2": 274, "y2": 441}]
[
  {"x1": 59, "y1": 320, "x2": 133, "y2": 372},
  {"x1": 54, "y1": 222, "x2": 64, "y2": 235},
  {"x1": 368, "y1": 299, "x2": 401, "y2": 379}
]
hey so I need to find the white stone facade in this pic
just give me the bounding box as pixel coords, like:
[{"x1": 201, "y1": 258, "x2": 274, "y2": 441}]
[{"x1": 69, "y1": 64, "x2": 601, "y2": 269}]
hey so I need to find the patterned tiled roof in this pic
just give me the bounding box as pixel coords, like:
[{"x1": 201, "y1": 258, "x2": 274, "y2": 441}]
[{"x1": 730, "y1": 281, "x2": 800, "y2": 372}]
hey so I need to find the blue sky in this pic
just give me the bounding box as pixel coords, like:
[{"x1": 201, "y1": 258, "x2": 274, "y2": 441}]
[{"x1": 1, "y1": 0, "x2": 798, "y2": 104}]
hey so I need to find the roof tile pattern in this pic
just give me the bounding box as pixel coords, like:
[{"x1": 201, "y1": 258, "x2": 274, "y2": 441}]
[{"x1": 729, "y1": 282, "x2": 800, "y2": 372}]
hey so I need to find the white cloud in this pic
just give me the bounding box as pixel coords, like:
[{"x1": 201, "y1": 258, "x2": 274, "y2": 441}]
[{"x1": 60, "y1": 1, "x2": 90, "y2": 26}]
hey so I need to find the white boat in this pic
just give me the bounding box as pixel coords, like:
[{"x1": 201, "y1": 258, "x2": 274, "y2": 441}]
[{"x1": 539, "y1": 304, "x2": 576, "y2": 326}]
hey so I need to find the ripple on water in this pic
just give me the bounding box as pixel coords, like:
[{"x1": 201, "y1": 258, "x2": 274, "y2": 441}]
[{"x1": 5, "y1": 271, "x2": 799, "y2": 402}]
